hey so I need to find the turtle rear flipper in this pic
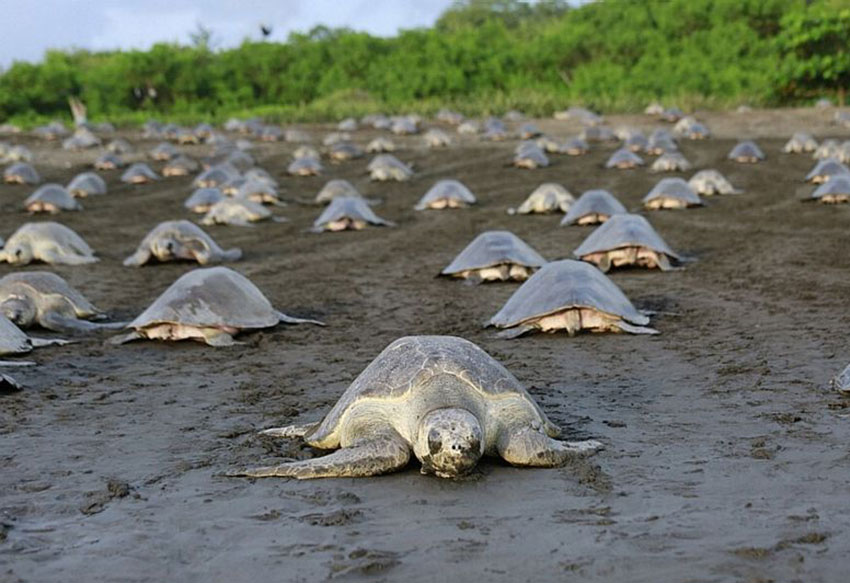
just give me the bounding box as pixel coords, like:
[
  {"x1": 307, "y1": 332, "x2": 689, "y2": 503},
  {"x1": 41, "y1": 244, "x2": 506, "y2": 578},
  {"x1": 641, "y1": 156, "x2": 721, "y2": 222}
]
[
  {"x1": 227, "y1": 431, "x2": 410, "y2": 479},
  {"x1": 615, "y1": 321, "x2": 659, "y2": 335},
  {"x1": 40, "y1": 313, "x2": 126, "y2": 334},
  {"x1": 276, "y1": 311, "x2": 325, "y2": 326},
  {"x1": 28, "y1": 336, "x2": 71, "y2": 348}
]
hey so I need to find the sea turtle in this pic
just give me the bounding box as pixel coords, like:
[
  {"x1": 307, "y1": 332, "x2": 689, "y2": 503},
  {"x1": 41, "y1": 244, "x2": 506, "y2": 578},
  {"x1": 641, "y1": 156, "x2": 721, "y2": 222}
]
[
  {"x1": 62, "y1": 128, "x2": 101, "y2": 150},
  {"x1": 244, "y1": 167, "x2": 277, "y2": 188},
  {"x1": 513, "y1": 183, "x2": 574, "y2": 215},
  {"x1": 560, "y1": 137, "x2": 589, "y2": 156},
  {"x1": 184, "y1": 187, "x2": 225, "y2": 213},
  {"x1": 482, "y1": 118, "x2": 508, "y2": 141},
  {"x1": 366, "y1": 136, "x2": 396, "y2": 153},
  {"x1": 831, "y1": 363, "x2": 850, "y2": 394},
  {"x1": 605, "y1": 148, "x2": 644, "y2": 169},
  {"x1": 106, "y1": 138, "x2": 132, "y2": 154},
  {"x1": 228, "y1": 335, "x2": 602, "y2": 479},
  {"x1": 813, "y1": 139, "x2": 842, "y2": 160},
  {"x1": 728, "y1": 141, "x2": 765, "y2": 163},
  {"x1": 391, "y1": 117, "x2": 418, "y2": 135},
  {"x1": 363, "y1": 114, "x2": 392, "y2": 130},
  {"x1": 535, "y1": 136, "x2": 562, "y2": 154},
  {"x1": 315, "y1": 179, "x2": 362, "y2": 204},
  {"x1": 222, "y1": 150, "x2": 255, "y2": 172},
  {"x1": 67, "y1": 172, "x2": 107, "y2": 197},
  {"x1": 338, "y1": 118, "x2": 358, "y2": 132},
  {"x1": 415, "y1": 180, "x2": 476, "y2": 210},
  {"x1": 688, "y1": 170, "x2": 740, "y2": 195},
  {"x1": 0, "y1": 222, "x2": 97, "y2": 265},
  {"x1": 237, "y1": 179, "x2": 282, "y2": 205},
  {"x1": 423, "y1": 129, "x2": 452, "y2": 148},
  {"x1": 0, "y1": 123, "x2": 22, "y2": 135},
  {"x1": 110, "y1": 267, "x2": 323, "y2": 346},
  {"x1": 288, "y1": 157, "x2": 322, "y2": 176},
  {"x1": 660, "y1": 106, "x2": 684, "y2": 122},
  {"x1": 0, "y1": 313, "x2": 67, "y2": 357},
  {"x1": 124, "y1": 220, "x2": 242, "y2": 267},
  {"x1": 201, "y1": 198, "x2": 274, "y2": 227},
  {"x1": 513, "y1": 144, "x2": 549, "y2": 169},
  {"x1": 517, "y1": 123, "x2": 541, "y2": 140},
  {"x1": 311, "y1": 197, "x2": 393, "y2": 232},
  {"x1": 4, "y1": 163, "x2": 41, "y2": 185},
  {"x1": 457, "y1": 120, "x2": 481, "y2": 135},
  {"x1": 804, "y1": 159, "x2": 850, "y2": 184},
  {"x1": 580, "y1": 126, "x2": 615, "y2": 142},
  {"x1": 624, "y1": 133, "x2": 648, "y2": 153},
  {"x1": 643, "y1": 178, "x2": 703, "y2": 210},
  {"x1": 150, "y1": 142, "x2": 179, "y2": 161},
  {"x1": 645, "y1": 102, "x2": 664, "y2": 116},
  {"x1": 194, "y1": 165, "x2": 238, "y2": 188},
  {"x1": 94, "y1": 153, "x2": 125, "y2": 170},
  {"x1": 487, "y1": 260, "x2": 658, "y2": 338},
  {"x1": 554, "y1": 107, "x2": 603, "y2": 126},
  {"x1": 673, "y1": 117, "x2": 710, "y2": 139},
  {"x1": 436, "y1": 109, "x2": 464, "y2": 125},
  {"x1": 0, "y1": 272, "x2": 121, "y2": 333},
  {"x1": 783, "y1": 133, "x2": 818, "y2": 153},
  {"x1": 808, "y1": 175, "x2": 850, "y2": 204},
  {"x1": 259, "y1": 126, "x2": 283, "y2": 142},
  {"x1": 6, "y1": 145, "x2": 33, "y2": 162},
  {"x1": 162, "y1": 155, "x2": 199, "y2": 177},
  {"x1": 323, "y1": 132, "x2": 351, "y2": 147},
  {"x1": 440, "y1": 231, "x2": 546, "y2": 283},
  {"x1": 504, "y1": 110, "x2": 525, "y2": 122},
  {"x1": 284, "y1": 128, "x2": 311, "y2": 143},
  {"x1": 650, "y1": 152, "x2": 692, "y2": 173},
  {"x1": 328, "y1": 142, "x2": 364, "y2": 162},
  {"x1": 572, "y1": 214, "x2": 682, "y2": 272},
  {"x1": 24, "y1": 184, "x2": 82, "y2": 213},
  {"x1": 175, "y1": 128, "x2": 200, "y2": 145},
  {"x1": 121, "y1": 163, "x2": 159, "y2": 184},
  {"x1": 368, "y1": 155, "x2": 413, "y2": 182},
  {"x1": 293, "y1": 145, "x2": 321, "y2": 160},
  {"x1": 560, "y1": 190, "x2": 627, "y2": 226}
]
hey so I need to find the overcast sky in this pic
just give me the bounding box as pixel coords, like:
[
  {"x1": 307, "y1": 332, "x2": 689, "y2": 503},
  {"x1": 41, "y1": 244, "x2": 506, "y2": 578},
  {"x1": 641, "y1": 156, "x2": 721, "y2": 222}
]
[{"x1": 0, "y1": 0, "x2": 455, "y2": 68}]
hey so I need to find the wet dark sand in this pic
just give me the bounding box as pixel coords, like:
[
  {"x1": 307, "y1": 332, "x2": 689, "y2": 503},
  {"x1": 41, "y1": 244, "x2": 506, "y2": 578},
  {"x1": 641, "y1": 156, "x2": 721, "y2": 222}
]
[{"x1": 1, "y1": 108, "x2": 849, "y2": 582}]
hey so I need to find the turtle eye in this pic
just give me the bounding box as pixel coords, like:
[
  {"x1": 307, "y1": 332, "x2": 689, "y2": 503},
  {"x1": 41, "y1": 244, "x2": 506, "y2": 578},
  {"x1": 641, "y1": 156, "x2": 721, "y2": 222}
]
[{"x1": 14, "y1": 249, "x2": 21, "y2": 258}]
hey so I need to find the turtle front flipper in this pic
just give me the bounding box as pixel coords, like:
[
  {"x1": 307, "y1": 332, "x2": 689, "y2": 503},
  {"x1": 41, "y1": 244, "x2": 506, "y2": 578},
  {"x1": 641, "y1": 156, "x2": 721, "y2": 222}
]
[
  {"x1": 40, "y1": 248, "x2": 97, "y2": 265},
  {"x1": 614, "y1": 320, "x2": 660, "y2": 335},
  {"x1": 228, "y1": 431, "x2": 410, "y2": 479},
  {"x1": 39, "y1": 312, "x2": 127, "y2": 334},
  {"x1": 497, "y1": 425, "x2": 603, "y2": 467},
  {"x1": 28, "y1": 336, "x2": 71, "y2": 348},
  {"x1": 276, "y1": 311, "x2": 325, "y2": 326},
  {"x1": 201, "y1": 328, "x2": 242, "y2": 347},
  {"x1": 123, "y1": 248, "x2": 152, "y2": 267},
  {"x1": 108, "y1": 330, "x2": 145, "y2": 345},
  {"x1": 494, "y1": 325, "x2": 534, "y2": 339},
  {"x1": 260, "y1": 422, "x2": 320, "y2": 438}
]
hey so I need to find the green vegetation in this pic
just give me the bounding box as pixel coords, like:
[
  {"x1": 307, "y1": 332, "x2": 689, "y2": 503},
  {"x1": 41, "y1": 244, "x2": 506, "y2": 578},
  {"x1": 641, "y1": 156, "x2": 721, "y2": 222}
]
[{"x1": 0, "y1": 0, "x2": 846, "y2": 127}]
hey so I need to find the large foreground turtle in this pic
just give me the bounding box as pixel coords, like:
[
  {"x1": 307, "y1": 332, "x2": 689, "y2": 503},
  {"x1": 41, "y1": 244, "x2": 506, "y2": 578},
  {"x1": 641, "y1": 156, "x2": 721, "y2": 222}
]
[
  {"x1": 312, "y1": 197, "x2": 393, "y2": 232},
  {"x1": 228, "y1": 335, "x2": 602, "y2": 479},
  {"x1": 440, "y1": 231, "x2": 546, "y2": 283},
  {"x1": 487, "y1": 260, "x2": 658, "y2": 337},
  {"x1": 573, "y1": 214, "x2": 682, "y2": 272},
  {"x1": 0, "y1": 222, "x2": 97, "y2": 265},
  {"x1": 0, "y1": 272, "x2": 122, "y2": 333},
  {"x1": 560, "y1": 190, "x2": 627, "y2": 226},
  {"x1": 111, "y1": 267, "x2": 323, "y2": 346},
  {"x1": 124, "y1": 220, "x2": 242, "y2": 267}
]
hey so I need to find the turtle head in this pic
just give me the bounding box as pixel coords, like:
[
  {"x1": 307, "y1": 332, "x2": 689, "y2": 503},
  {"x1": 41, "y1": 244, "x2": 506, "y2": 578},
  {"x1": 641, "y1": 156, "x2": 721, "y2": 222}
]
[
  {"x1": 0, "y1": 297, "x2": 36, "y2": 327},
  {"x1": 150, "y1": 237, "x2": 179, "y2": 261},
  {"x1": 2, "y1": 242, "x2": 32, "y2": 265},
  {"x1": 414, "y1": 408, "x2": 483, "y2": 479}
]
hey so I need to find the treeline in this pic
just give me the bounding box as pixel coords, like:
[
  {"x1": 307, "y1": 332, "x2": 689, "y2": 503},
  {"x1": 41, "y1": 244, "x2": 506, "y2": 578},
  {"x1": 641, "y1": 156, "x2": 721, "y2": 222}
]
[{"x1": 0, "y1": 0, "x2": 848, "y2": 125}]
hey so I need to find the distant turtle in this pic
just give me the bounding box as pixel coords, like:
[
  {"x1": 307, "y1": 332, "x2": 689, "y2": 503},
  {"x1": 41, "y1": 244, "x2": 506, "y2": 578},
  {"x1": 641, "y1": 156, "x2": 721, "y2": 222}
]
[
  {"x1": 162, "y1": 155, "x2": 199, "y2": 177},
  {"x1": 673, "y1": 117, "x2": 710, "y2": 139},
  {"x1": 580, "y1": 126, "x2": 615, "y2": 142},
  {"x1": 488, "y1": 260, "x2": 658, "y2": 337},
  {"x1": 0, "y1": 313, "x2": 67, "y2": 356},
  {"x1": 650, "y1": 152, "x2": 692, "y2": 173},
  {"x1": 259, "y1": 126, "x2": 283, "y2": 142},
  {"x1": 809, "y1": 175, "x2": 850, "y2": 204},
  {"x1": 728, "y1": 141, "x2": 765, "y2": 163},
  {"x1": 415, "y1": 180, "x2": 476, "y2": 210},
  {"x1": 832, "y1": 363, "x2": 850, "y2": 394},
  {"x1": 24, "y1": 184, "x2": 82, "y2": 213},
  {"x1": 0, "y1": 271, "x2": 121, "y2": 333},
  {"x1": 363, "y1": 114, "x2": 392, "y2": 130},
  {"x1": 338, "y1": 118, "x2": 358, "y2": 132},
  {"x1": 0, "y1": 123, "x2": 22, "y2": 135},
  {"x1": 293, "y1": 145, "x2": 321, "y2": 160},
  {"x1": 329, "y1": 142, "x2": 364, "y2": 161},
  {"x1": 315, "y1": 179, "x2": 362, "y2": 204},
  {"x1": 110, "y1": 267, "x2": 323, "y2": 346},
  {"x1": 391, "y1": 117, "x2": 418, "y2": 135},
  {"x1": 0, "y1": 222, "x2": 97, "y2": 265},
  {"x1": 813, "y1": 139, "x2": 841, "y2": 160},
  {"x1": 67, "y1": 172, "x2": 107, "y2": 197},
  {"x1": 513, "y1": 144, "x2": 549, "y2": 169},
  {"x1": 660, "y1": 106, "x2": 684, "y2": 122},
  {"x1": 688, "y1": 170, "x2": 740, "y2": 195},
  {"x1": 366, "y1": 136, "x2": 396, "y2": 153},
  {"x1": 423, "y1": 129, "x2": 452, "y2": 148},
  {"x1": 605, "y1": 148, "x2": 643, "y2": 169},
  {"x1": 436, "y1": 109, "x2": 464, "y2": 125},
  {"x1": 4, "y1": 162, "x2": 41, "y2": 185},
  {"x1": 106, "y1": 138, "x2": 132, "y2": 154},
  {"x1": 124, "y1": 220, "x2": 242, "y2": 267},
  {"x1": 237, "y1": 179, "x2": 282, "y2": 205},
  {"x1": 457, "y1": 120, "x2": 481, "y2": 135},
  {"x1": 517, "y1": 123, "x2": 541, "y2": 140},
  {"x1": 560, "y1": 137, "x2": 589, "y2": 156},
  {"x1": 184, "y1": 187, "x2": 225, "y2": 213},
  {"x1": 513, "y1": 183, "x2": 574, "y2": 215},
  {"x1": 201, "y1": 198, "x2": 274, "y2": 227},
  {"x1": 121, "y1": 163, "x2": 159, "y2": 184},
  {"x1": 783, "y1": 133, "x2": 818, "y2": 154},
  {"x1": 645, "y1": 102, "x2": 664, "y2": 116},
  {"x1": 323, "y1": 132, "x2": 352, "y2": 147},
  {"x1": 368, "y1": 155, "x2": 413, "y2": 181},
  {"x1": 805, "y1": 159, "x2": 850, "y2": 184},
  {"x1": 194, "y1": 165, "x2": 237, "y2": 188},
  {"x1": 624, "y1": 133, "x2": 648, "y2": 153},
  {"x1": 504, "y1": 110, "x2": 525, "y2": 122},
  {"x1": 6, "y1": 145, "x2": 33, "y2": 162},
  {"x1": 94, "y1": 153, "x2": 125, "y2": 170},
  {"x1": 643, "y1": 178, "x2": 703, "y2": 210},
  {"x1": 175, "y1": 128, "x2": 200, "y2": 145},
  {"x1": 228, "y1": 335, "x2": 601, "y2": 479},
  {"x1": 288, "y1": 157, "x2": 322, "y2": 176},
  {"x1": 284, "y1": 128, "x2": 311, "y2": 143},
  {"x1": 244, "y1": 167, "x2": 277, "y2": 189},
  {"x1": 312, "y1": 197, "x2": 393, "y2": 232},
  {"x1": 62, "y1": 128, "x2": 101, "y2": 150},
  {"x1": 573, "y1": 214, "x2": 682, "y2": 272},
  {"x1": 223, "y1": 150, "x2": 255, "y2": 172},
  {"x1": 150, "y1": 142, "x2": 179, "y2": 161},
  {"x1": 440, "y1": 231, "x2": 546, "y2": 283},
  {"x1": 561, "y1": 190, "x2": 627, "y2": 226}
]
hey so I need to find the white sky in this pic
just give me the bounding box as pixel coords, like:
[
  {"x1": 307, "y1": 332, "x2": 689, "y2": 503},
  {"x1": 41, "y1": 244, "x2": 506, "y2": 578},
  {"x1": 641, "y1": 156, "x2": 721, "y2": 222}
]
[{"x1": 0, "y1": 0, "x2": 455, "y2": 68}]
